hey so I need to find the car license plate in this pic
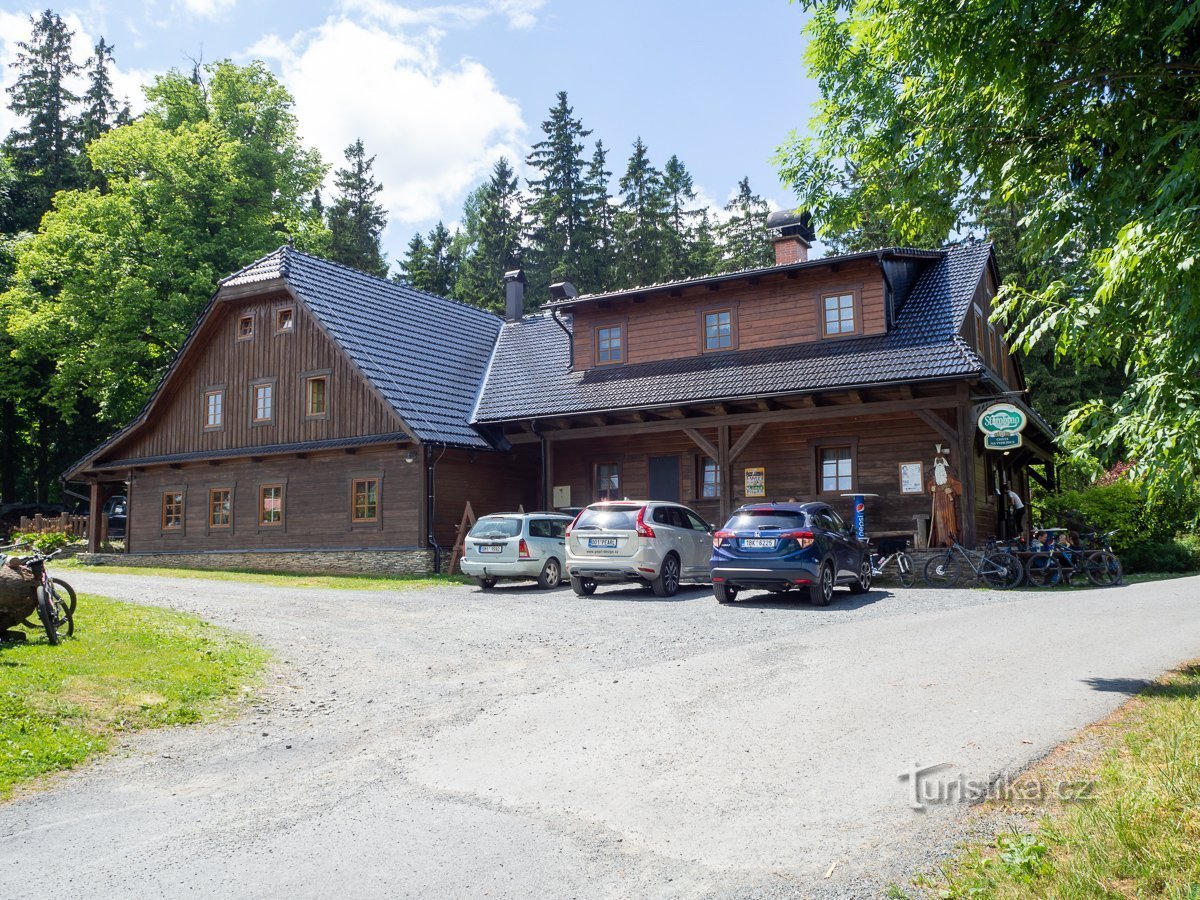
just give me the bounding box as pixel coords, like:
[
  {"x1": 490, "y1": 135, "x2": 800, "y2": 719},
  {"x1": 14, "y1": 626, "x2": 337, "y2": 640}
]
[
  {"x1": 479, "y1": 544, "x2": 504, "y2": 554},
  {"x1": 741, "y1": 538, "x2": 777, "y2": 549},
  {"x1": 588, "y1": 538, "x2": 618, "y2": 549}
]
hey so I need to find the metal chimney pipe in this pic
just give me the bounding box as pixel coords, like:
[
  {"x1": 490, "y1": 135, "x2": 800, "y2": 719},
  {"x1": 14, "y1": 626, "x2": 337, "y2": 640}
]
[{"x1": 503, "y1": 269, "x2": 526, "y2": 322}]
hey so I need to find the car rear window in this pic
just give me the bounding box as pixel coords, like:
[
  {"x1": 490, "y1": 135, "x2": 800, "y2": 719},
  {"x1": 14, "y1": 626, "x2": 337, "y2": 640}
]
[
  {"x1": 574, "y1": 504, "x2": 641, "y2": 531},
  {"x1": 723, "y1": 508, "x2": 808, "y2": 530},
  {"x1": 468, "y1": 517, "x2": 522, "y2": 538}
]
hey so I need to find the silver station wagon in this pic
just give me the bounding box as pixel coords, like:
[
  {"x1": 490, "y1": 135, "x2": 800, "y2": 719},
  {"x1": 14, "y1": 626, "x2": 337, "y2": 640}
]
[{"x1": 460, "y1": 512, "x2": 574, "y2": 589}]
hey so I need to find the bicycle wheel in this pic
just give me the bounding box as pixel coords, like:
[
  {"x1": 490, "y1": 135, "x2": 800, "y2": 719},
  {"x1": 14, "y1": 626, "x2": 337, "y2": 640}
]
[
  {"x1": 1086, "y1": 551, "x2": 1123, "y2": 587},
  {"x1": 981, "y1": 551, "x2": 1023, "y2": 590},
  {"x1": 1024, "y1": 552, "x2": 1061, "y2": 588},
  {"x1": 50, "y1": 577, "x2": 76, "y2": 615},
  {"x1": 895, "y1": 552, "x2": 916, "y2": 588},
  {"x1": 924, "y1": 553, "x2": 960, "y2": 587},
  {"x1": 36, "y1": 586, "x2": 58, "y2": 646}
]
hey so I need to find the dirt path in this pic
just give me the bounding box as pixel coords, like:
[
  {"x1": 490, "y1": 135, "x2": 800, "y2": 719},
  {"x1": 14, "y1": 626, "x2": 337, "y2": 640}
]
[{"x1": 2, "y1": 572, "x2": 1198, "y2": 899}]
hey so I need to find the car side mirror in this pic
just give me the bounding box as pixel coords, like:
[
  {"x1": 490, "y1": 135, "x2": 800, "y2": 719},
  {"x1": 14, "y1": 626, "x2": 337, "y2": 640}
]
[{"x1": 707, "y1": 523, "x2": 716, "y2": 533}]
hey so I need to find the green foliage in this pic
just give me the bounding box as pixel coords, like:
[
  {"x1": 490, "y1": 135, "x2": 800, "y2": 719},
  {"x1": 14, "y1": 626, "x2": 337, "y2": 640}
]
[
  {"x1": 776, "y1": 0, "x2": 1200, "y2": 498},
  {"x1": 0, "y1": 60, "x2": 327, "y2": 428},
  {"x1": 399, "y1": 221, "x2": 460, "y2": 298},
  {"x1": 614, "y1": 136, "x2": 670, "y2": 287},
  {"x1": 718, "y1": 177, "x2": 773, "y2": 271},
  {"x1": 0, "y1": 593, "x2": 267, "y2": 798},
  {"x1": 10, "y1": 530, "x2": 74, "y2": 554},
  {"x1": 454, "y1": 157, "x2": 524, "y2": 310},
  {"x1": 327, "y1": 138, "x2": 388, "y2": 278},
  {"x1": 1122, "y1": 538, "x2": 1200, "y2": 575}
]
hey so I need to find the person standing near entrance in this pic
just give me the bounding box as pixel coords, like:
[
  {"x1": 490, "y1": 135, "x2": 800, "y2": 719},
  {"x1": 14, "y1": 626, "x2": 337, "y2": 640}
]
[{"x1": 1006, "y1": 488, "x2": 1026, "y2": 535}]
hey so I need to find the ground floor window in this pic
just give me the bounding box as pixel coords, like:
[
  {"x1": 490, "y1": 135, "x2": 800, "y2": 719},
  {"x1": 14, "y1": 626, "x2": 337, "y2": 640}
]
[
  {"x1": 209, "y1": 488, "x2": 232, "y2": 529},
  {"x1": 259, "y1": 484, "x2": 283, "y2": 526},
  {"x1": 698, "y1": 457, "x2": 720, "y2": 498},
  {"x1": 161, "y1": 491, "x2": 183, "y2": 530},
  {"x1": 595, "y1": 462, "x2": 621, "y2": 501},
  {"x1": 819, "y1": 446, "x2": 854, "y2": 493},
  {"x1": 351, "y1": 478, "x2": 379, "y2": 522}
]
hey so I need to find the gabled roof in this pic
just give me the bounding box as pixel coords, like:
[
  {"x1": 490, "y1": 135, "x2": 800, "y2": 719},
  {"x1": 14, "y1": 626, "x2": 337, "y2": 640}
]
[
  {"x1": 472, "y1": 242, "x2": 994, "y2": 423},
  {"x1": 67, "y1": 248, "x2": 503, "y2": 478}
]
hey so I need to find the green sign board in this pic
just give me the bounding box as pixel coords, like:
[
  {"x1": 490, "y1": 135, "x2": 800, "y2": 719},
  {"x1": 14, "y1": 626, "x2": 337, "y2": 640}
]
[
  {"x1": 977, "y1": 402, "x2": 1028, "y2": 435},
  {"x1": 984, "y1": 432, "x2": 1023, "y2": 450}
]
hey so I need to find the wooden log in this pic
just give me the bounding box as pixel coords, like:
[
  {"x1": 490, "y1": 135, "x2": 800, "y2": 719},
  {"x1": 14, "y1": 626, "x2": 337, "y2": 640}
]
[{"x1": 0, "y1": 559, "x2": 36, "y2": 631}]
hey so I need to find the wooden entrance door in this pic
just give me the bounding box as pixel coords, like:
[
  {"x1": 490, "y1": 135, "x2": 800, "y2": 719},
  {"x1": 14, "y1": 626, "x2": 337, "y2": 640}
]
[{"x1": 648, "y1": 455, "x2": 681, "y2": 502}]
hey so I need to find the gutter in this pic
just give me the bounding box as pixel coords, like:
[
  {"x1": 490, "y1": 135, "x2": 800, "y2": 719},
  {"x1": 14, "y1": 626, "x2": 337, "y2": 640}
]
[{"x1": 426, "y1": 443, "x2": 446, "y2": 573}]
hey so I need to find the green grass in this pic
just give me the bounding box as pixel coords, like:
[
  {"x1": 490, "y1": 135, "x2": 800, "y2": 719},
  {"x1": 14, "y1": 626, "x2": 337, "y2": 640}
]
[
  {"x1": 0, "y1": 594, "x2": 268, "y2": 800},
  {"x1": 56, "y1": 557, "x2": 470, "y2": 591},
  {"x1": 931, "y1": 663, "x2": 1200, "y2": 898}
]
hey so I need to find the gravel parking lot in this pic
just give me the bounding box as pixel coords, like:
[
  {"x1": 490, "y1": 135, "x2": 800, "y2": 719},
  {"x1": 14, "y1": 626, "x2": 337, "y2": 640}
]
[{"x1": 2, "y1": 571, "x2": 1199, "y2": 899}]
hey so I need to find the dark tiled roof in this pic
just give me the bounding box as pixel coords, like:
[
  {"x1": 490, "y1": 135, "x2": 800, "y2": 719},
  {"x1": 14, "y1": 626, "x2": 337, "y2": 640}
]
[
  {"x1": 473, "y1": 242, "x2": 993, "y2": 422},
  {"x1": 275, "y1": 250, "x2": 502, "y2": 449}
]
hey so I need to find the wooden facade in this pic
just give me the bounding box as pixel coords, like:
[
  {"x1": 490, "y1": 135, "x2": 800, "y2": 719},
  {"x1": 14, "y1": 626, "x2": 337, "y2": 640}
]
[{"x1": 68, "y1": 238, "x2": 1054, "y2": 571}]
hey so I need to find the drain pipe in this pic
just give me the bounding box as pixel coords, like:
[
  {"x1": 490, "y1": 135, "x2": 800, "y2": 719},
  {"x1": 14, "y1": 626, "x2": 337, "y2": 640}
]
[
  {"x1": 550, "y1": 307, "x2": 573, "y2": 368},
  {"x1": 426, "y1": 443, "x2": 447, "y2": 573}
]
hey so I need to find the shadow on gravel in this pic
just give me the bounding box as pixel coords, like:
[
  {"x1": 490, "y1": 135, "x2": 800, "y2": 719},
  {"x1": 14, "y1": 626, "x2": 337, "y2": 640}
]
[
  {"x1": 583, "y1": 585, "x2": 712, "y2": 604},
  {"x1": 1084, "y1": 673, "x2": 1200, "y2": 700},
  {"x1": 1083, "y1": 676, "x2": 1150, "y2": 695},
  {"x1": 722, "y1": 588, "x2": 892, "y2": 612}
]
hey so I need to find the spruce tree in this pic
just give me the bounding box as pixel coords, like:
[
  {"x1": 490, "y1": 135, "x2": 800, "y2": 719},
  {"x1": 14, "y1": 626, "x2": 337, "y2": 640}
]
[
  {"x1": 399, "y1": 232, "x2": 429, "y2": 288},
  {"x1": 327, "y1": 138, "x2": 389, "y2": 278},
  {"x1": 576, "y1": 140, "x2": 614, "y2": 294},
  {"x1": 718, "y1": 177, "x2": 773, "y2": 271},
  {"x1": 524, "y1": 91, "x2": 591, "y2": 300},
  {"x1": 5, "y1": 10, "x2": 82, "y2": 229},
  {"x1": 455, "y1": 157, "x2": 523, "y2": 312},
  {"x1": 79, "y1": 38, "x2": 120, "y2": 145},
  {"x1": 399, "y1": 223, "x2": 459, "y2": 297},
  {"x1": 661, "y1": 154, "x2": 700, "y2": 278},
  {"x1": 613, "y1": 137, "x2": 670, "y2": 288}
]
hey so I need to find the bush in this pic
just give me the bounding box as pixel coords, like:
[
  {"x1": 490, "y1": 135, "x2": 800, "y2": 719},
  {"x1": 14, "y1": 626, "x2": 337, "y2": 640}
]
[
  {"x1": 9, "y1": 531, "x2": 75, "y2": 555},
  {"x1": 1035, "y1": 481, "x2": 1199, "y2": 555},
  {"x1": 1122, "y1": 539, "x2": 1200, "y2": 574}
]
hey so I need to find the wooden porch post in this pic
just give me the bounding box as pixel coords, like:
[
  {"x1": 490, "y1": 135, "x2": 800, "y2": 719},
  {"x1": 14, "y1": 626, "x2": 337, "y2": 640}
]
[
  {"x1": 87, "y1": 481, "x2": 102, "y2": 553},
  {"x1": 718, "y1": 425, "x2": 731, "y2": 523},
  {"x1": 955, "y1": 400, "x2": 977, "y2": 547}
]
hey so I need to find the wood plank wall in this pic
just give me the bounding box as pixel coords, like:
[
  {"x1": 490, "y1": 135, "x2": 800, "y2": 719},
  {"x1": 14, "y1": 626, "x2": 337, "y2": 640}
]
[
  {"x1": 571, "y1": 259, "x2": 885, "y2": 369},
  {"x1": 110, "y1": 291, "x2": 403, "y2": 462},
  {"x1": 128, "y1": 446, "x2": 422, "y2": 551},
  {"x1": 431, "y1": 446, "x2": 540, "y2": 549}
]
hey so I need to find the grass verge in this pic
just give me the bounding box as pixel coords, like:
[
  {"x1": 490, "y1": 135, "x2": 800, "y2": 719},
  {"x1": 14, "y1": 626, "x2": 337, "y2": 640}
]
[
  {"x1": 56, "y1": 557, "x2": 470, "y2": 591},
  {"x1": 1, "y1": 594, "x2": 268, "y2": 800},
  {"x1": 917, "y1": 661, "x2": 1200, "y2": 898}
]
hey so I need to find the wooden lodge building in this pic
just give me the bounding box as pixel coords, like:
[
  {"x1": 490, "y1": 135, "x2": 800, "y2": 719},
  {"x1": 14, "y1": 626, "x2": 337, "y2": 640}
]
[{"x1": 67, "y1": 215, "x2": 1055, "y2": 574}]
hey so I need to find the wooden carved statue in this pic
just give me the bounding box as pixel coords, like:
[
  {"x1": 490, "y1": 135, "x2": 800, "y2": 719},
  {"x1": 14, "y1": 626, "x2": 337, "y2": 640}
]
[
  {"x1": 0, "y1": 556, "x2": 36, "y2": 632},
  {"x1": 927, "y1": 453, "x2": 962, "y2": 547}
]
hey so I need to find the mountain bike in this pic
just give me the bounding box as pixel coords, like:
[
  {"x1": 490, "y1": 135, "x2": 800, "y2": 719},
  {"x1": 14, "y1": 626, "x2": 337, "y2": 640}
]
[
  {"x1": 924, "y1": 540, "x2": 1022, "y2": 590},
  {"x1": 868, "y1": 540, "x2": 915, "y2": 587},
  {"x1": 11, "y1": 547, "x2": 75, "y2": 644}
]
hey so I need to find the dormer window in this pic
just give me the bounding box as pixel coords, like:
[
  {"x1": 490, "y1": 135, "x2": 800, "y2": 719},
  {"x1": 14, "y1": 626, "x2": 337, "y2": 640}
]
[
  {"x1": 702, "y1": 308, "x2": 735, "y2": 351},
  {"x1": 276, "y1": 307, "x2": 294, "y2": 333},
  {"x1": 237, "y1": 314, "x2": 254, "y2": 341},
  {"x1": 821, "y1": 292, "x2": 859, "y2": 338},
  {"x1": 595, "y1": 324, "x2": 624, "y2": 365}
]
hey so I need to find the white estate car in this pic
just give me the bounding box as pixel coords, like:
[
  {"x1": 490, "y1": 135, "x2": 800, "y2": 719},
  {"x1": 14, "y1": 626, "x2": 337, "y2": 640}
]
[
  {"x1": 565, "y1": 500, "x2": 714, "y2": 597},
  {"x1": 460, "y1": 512, "x2": 574, "y2": 589}
]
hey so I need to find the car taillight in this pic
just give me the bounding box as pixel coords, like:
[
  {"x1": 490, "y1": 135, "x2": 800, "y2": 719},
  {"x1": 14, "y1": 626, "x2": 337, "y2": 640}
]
[
  {"x1": 782, "y1": 530, "x2": 815, "y2": 548},
  {"x1": 713, "y1": 529, "x2": 734, "y2": 548},
  {"x1": 518, "y1": 538, "x2": 530, "y2": 558},
  {"x1": 635, "y1": 506, "x2": 655, "y2": 538}
]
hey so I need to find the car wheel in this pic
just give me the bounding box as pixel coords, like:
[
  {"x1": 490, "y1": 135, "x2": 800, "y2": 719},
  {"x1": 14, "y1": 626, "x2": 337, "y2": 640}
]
[
  {"x1": 570, "y1": 574, "x2": 597, "y2": 596},
  {"x1": 714, "y1": 582, "x2": 738, "y2": 604},
  {"x1": 810, "y1": 563, "x2": 834, "y2": 606},
  {"x1": 651, "y1": 554, "x2": 681, "y2": 597},
  {"x1": 848, "y1": 559, "x2": 872, "y2": 594},
  {"x1": 537, "y1": 557, "x2": 562, "y2": 589},
  {"x1": 476, "y1": 576, "x2": 497, "y2": 590}
]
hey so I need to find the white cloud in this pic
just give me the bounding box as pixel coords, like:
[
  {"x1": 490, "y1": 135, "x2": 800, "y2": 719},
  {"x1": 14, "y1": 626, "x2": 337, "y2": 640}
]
[
  {"x1": 179, "y1": 0, "x2": 237, "y2": 20},
  {"x1": 249, "y1": 13, "x2": 528, "y2": 243},
  {"x1": 340, "y1": 0, "x2": 546, "y2": 31}
]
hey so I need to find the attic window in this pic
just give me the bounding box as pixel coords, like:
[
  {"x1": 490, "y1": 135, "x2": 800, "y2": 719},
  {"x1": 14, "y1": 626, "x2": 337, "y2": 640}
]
[
  {"x1": 276, "y1": 307, "x2": 294, "y2": 333},
  {"x1": 821, "y1": 292, "x2": 859, "y2": 338},
  {"x1": 237, "y1": 314, "x2": 254, "y2": 341},
  {"x1": 595, "y1": 324, "x2": 624, "y2": 365}
]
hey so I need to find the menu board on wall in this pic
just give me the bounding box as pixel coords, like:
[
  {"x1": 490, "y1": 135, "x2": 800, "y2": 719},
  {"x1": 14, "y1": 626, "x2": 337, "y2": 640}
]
[{"x1": 744, "y1": 467, "x2": 766, "y2": 498}]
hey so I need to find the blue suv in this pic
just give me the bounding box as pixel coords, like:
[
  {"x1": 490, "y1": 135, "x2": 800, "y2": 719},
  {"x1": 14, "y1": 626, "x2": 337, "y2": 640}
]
[{"x1": 709, "y1": 502, "x2": 872, "y2": 605}]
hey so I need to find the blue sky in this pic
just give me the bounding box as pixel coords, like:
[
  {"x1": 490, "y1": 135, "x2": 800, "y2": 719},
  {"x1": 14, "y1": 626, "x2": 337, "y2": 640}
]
[{"x1": 0, "y1": 1, "x2": 821, "y2": 268}]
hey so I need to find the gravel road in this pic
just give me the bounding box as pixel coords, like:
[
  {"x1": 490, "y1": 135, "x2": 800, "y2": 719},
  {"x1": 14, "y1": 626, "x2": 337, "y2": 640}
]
[{"x1": 2, "y1": 571, "x2": 1199, "y2": 899}]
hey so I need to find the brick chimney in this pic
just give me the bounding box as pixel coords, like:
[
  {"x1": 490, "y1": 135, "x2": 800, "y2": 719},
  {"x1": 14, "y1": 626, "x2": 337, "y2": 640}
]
[{"x1": 766, "y1": 210, "x2": 816, "y2": 266}]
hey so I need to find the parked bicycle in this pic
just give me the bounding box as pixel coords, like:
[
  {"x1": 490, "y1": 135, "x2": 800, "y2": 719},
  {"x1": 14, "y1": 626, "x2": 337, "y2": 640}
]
[
  {"x1": 924, "y1": 539, "x2": 1022, "y2": 590},
  {"x1": 868, "y1": 538, "x2": 915, "y2": 587},
  {"x1": 8, "y1": 546, "x2": 76, "y2": 644},
  {"x1": 1025, "y1": 538, "x2": 1123, "y2": 588}
]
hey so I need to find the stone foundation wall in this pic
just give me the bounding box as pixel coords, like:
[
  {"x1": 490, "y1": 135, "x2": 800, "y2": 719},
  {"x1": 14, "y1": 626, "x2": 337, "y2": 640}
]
[{"x1": 77, "y1": 547, "x2": 435, "y2": 576}]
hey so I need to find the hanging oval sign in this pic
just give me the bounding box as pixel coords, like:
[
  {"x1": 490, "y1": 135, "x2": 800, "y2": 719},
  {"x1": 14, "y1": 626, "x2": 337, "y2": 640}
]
[{"x1": 977, "y1": 402, "x2": 1028, "y2": 435}]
